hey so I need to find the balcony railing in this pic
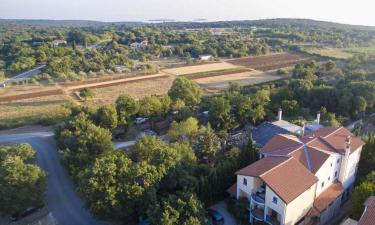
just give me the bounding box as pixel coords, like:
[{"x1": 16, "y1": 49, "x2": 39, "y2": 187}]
[
  {"x1": 266, "y1": 215, "x2": 281, "y2": 225},
  {"x1": 251, "y1": 193, "x2": 265, "y2": 205},
  {"x1": 251, "y1": 208, "x2": 264, "y2": 221}
]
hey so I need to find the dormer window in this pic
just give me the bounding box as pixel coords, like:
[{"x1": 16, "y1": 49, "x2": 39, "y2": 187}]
[{"x1": 243, "y1": 178, "x2": 247, "y2": 186}]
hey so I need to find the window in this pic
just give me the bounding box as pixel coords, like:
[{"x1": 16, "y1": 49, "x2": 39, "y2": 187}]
[
  {"x1": 331, "y1": 163, "x2": 333, "y2": 167},
  {"x1": 243, "y1": 178, "x2": 247, "y2": 186},
  {"x1": 272, "y1": 196, "x2": 278, "y2": 204},
  {"x1": 328, "y1": 176, "x2": 331, "y2": 181},
  {"x1": 321, "y1": 182, "x2": 325, "y2": 188},
  {"x1": 335, "y1": 171, "x2": 338, "y2": 177},
  {"x1": 337, "y1": 159, "x2": 340, "y2": 163}
]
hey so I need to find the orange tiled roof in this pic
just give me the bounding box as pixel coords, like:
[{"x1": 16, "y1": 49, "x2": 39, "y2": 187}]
[
  {"x1": 235, "y1": 156, "x2": 288, "y2": 177},
  {"x1": 260, "y1": 158, "x2": 318, "y2": 204},
  {"x1": 259, "y1": 127, "x2": 364, "y2": 174},
  {"x1": 226, "y1": 182, "x2": 237, "y2": 196},
  {"x1": 289, "y1": 146, "x2": 330, "y2": 173},
  {"x1": 358, "y1": 196, "x2": 375, "y2": 225},
  {"x1": 312, "y1": 182, "x2": 344, "y2": 213}
]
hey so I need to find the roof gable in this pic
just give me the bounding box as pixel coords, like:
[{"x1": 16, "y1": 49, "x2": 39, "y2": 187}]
[
  {"x1": 260, "y1": 158, "x2": 318, "y2": 204},
  {"x1": 235, "y1": 156, "x2": 288, "y2": 177}
]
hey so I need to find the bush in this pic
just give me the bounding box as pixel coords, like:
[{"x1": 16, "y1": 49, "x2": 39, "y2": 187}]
[
  {"x1": 277, "y1": 68, "x2": 289, "y2": 75},
  {"x1": 226, "y1": 198, "x2": 250, "y2": 224}
]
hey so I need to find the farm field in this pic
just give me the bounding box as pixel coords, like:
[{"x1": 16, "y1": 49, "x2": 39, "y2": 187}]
[
  {"x1": 0, "y1": 95, "x2": 71, "y2": 129},
  {"x1": 162, "y1": 62, "x2": 239, "y2": 75},
  {"x1": 193, "y1": 70, "x2": 282, "y2": 90},
  {"x1": 83, "y1": 75, "x2": 175, "y2": 105},
  {"x1": 227, "y1": 52, "x2": 315, "y2": 71},
  {"x1": 303, "y1": 47, "x2": 353, "y2": 59}
]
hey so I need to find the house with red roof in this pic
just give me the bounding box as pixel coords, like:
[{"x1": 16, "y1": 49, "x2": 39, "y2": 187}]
[{"x1": 228, "y1": 126, "x2": 365, "y2": 225}]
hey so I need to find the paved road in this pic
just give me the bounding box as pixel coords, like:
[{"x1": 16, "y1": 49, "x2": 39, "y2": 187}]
[
  {"x1": 0, "y1": 133, "x2": 103, "y2": 225},
  {"x1": 0, "y1": 65, "x2": 46, "y2": 86}
]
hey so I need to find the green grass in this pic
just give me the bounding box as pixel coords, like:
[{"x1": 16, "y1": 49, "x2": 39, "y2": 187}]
[
  {"x1": 343, "y1": 45, "x2": 375, "y2": 55},
  {"x1": 303, "y1": 47, "x2": 354, "y2": 59}
]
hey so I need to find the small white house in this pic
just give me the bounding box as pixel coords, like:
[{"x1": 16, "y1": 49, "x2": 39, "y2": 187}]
[
  {"x1": 51, "y1": 40, "x2": 67, "y2": 47},
  {"x1": 130, "y1": 40, "x2": 148, "y2": 50},
  {"x1": 199, "y1": 54, "x2": 213, "y2": 61}
]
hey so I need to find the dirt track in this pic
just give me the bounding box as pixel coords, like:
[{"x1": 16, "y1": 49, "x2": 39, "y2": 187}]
[{"x1": 0, "y1": 73, "x2": 169, "y2": 102}]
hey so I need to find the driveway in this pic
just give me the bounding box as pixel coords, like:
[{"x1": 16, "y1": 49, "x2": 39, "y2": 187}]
[
  {"x1": 0, "y1": 133, "x2": 103, "y2": 225},
  {"x1": 209, "y1": 201, "x2": 237, "y2": 225}
]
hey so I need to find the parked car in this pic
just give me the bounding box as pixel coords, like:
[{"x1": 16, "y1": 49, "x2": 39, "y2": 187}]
[
  {"x1": 135, "y1": 117, "x2": 148, "y2": 125},
  {"x1": 10, "y1": 204, "x2": 45, "y2": 221},
  {"x1": 205, "y1": 209, "x2": 224, "y2": 225}
]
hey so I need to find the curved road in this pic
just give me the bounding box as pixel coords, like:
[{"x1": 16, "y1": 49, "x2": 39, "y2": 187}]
[{"x1": 0, "y1": 133, "x2": 103, "y2": 225}]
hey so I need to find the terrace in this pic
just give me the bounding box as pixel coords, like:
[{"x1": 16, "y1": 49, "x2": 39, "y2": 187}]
[{"x1": 251, "y1": 185, "x2": 266, "y2": 205}]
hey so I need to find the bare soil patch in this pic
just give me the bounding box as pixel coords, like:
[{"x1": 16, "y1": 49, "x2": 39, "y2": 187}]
[
  {"x1": 162, "y1": 62, "x2": 238, "y2": 75},
  {"x1": 83, "y1": 75, "x2": 175, "y2": 106},
  {"x1": 193, "y1": 70, "x2": 282, "y2": 90},
  {"x1": 227, "y1": 52, "x2": 315, "y2": 71}
]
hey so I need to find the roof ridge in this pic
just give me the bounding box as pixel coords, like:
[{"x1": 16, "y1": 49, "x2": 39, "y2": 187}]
[
  {"x1": 324, "y1": 126, "x2": 343, "y2": 138},
  {"x1": 307, "y1": 145, "x2": 333, "y2": 156},
  {"x1": 317, "y1": 136, "x2": 341, "y2": 154},
  {"x1": 303, "y1": 144, "x2": 313, "y2": 172},
  {"x1": 265, "y1": 144, "x2": 303, "y2": 156}
]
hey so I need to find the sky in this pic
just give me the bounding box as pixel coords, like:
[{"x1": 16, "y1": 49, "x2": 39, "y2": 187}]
[{"x1": 0, "y1": 0, "x2": 375, "y2": 26}]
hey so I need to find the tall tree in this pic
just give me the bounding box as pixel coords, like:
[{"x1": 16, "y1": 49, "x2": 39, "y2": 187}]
[
  {"x1": 147, "y1": 192, "x2": 207, "y2": 225},
  {"x1": 115, "y1": 94, "x2": 138, "y2": 126},
  {"x1": 0, "y1": 144, "x2": 46, "y2": 215},
  {"x1": 168, "y1": 77, "x2": 202, "y2": 106},
  {"x1": 96, "y1": 105, "x2": 118, "y2": 130},
  {"x1": 195, "y1": 124, "x2": 221, "y2": 164}
]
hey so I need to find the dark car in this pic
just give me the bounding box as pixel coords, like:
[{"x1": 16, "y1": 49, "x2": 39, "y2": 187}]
[
  {"x1": 205, "y1": 209, "x2": 224, "y2": 225},
  {"x1": 10, "y1": 204, "x2": 45, "y2": 222}
]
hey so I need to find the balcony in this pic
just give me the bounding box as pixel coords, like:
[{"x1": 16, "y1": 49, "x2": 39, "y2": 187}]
[
  {"x1": 251, "y1": 208, "x2": 265, "y2": 221},
  {"x1": 266, "y1": 215, "x2": 281, "y2": 225},
  {"x1": 251, "y1": 193, "x2": 265, "y2": 205}
]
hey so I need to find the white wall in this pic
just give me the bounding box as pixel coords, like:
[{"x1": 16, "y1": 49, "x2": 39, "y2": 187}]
[
  {"x1": 318, "y1": 195, "x2": 342, "y2": 225},
  {"x1": 265, "y1": 186, "x2": 286, "y2": 223},
  {"x1": 315, "y1": 154, "x2": 341, "y2": 196},
  {"x1": 284, "y1": 184, "x2": 317, "y2": 225},
  {"x1": 342, "y1": 147, "x2": 362, "y2": 189},
  {"x1": 236, "y1": 175, "x2": 262, "y2": 199}
]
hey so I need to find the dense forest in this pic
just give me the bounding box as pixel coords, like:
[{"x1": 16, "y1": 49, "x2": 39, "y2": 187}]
[{"x1": 1, "y1": 18, "x2": 375, "y2": 82}]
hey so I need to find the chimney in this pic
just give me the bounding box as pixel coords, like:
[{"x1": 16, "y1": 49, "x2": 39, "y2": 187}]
[
  {"x1": 278, "y1": 108, "x2": 282, "y2": 121},
  {"x1": 345, "y1": 136, "x2": 351, "y2": 154},
  {"x1": 339, "y1": 135, "x2": 351, "y2": 183},
  {"x1": 316, "y1": 111, "x2": 321, "y2": 125}
]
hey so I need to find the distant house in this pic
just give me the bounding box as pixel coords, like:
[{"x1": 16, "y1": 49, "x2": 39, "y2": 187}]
[
  {"x1": 51, "y1": 40, "x2": 67, "y2": 47},
  {"x1": 341, "y1": 196, "x2": 375, "y2": 225},
  {"x1": 210, "y1": 28, "x2": 224, "y2": 36},
  {"x1": 130, "y1": 40, "x2": 148, "y2": 50},
  {"x1": 199, "y1": 54, "x2": 213, "y2": 61}
]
